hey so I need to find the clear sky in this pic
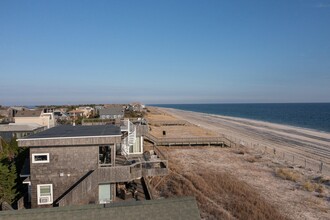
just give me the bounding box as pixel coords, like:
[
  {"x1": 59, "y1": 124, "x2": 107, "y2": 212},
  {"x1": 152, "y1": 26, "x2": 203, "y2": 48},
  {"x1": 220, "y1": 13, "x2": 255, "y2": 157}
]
[{"x1": 1, "y1": 0, "x2": 330, "y2": 105}]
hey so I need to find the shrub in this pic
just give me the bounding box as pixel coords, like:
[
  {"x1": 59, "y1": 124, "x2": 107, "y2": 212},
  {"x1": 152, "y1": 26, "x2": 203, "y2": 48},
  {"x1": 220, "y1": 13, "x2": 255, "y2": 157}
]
[
  {"x1": 275, "y1": 168, "x2": 301, "y2": 182},
  {"x1": 303, "y1": 181, "x2": 316, "y2": 192}
]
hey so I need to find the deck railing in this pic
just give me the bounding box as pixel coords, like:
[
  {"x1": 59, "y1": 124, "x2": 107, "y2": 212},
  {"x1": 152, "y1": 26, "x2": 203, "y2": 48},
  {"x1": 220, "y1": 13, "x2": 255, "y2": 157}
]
[
  {"x1": 145, "y1": 133, "x2": 233, "y2": 147},
  {"x1": 57, "y1": 160, "x2": 168, "y2": 207}
]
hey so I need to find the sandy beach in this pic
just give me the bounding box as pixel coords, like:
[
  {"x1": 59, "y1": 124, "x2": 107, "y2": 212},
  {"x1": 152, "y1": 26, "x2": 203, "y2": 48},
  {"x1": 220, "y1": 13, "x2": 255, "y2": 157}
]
[
  {"x1": 145, "y1": 107, "x2": 330, "y2": 219},
  {"x1": 161, "y1": 108, "x2": 330, "y2": 165}
]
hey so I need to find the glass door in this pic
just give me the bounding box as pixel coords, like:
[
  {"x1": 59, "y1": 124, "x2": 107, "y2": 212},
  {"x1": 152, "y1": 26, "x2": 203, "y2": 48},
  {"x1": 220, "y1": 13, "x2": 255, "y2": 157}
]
[{"x1": 99, "y1": 184, "x2": 111, "y2": 204}]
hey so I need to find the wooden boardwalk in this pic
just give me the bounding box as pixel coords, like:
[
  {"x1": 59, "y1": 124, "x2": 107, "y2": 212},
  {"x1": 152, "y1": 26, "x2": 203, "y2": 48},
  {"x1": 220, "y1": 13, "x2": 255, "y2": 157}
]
[{"x1": 145, "y1": 133, "x2": 233, "y2": 147}]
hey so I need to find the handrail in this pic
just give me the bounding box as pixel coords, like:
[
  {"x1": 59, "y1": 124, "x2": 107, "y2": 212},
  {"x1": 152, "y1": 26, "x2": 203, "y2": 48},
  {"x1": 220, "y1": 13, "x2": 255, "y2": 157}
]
[
  {"x1": 149, "y1": 120, "x2": 188, "y2": 126},
  {"x1": 145, "y1": 132, "x2": 233, "y2": 147},
  {"x1": 154, "y1": 145, "x2": 168, "y2": 160},
  {"x1": 58, "y1": 159, "x2": 168, "y2": 206}
]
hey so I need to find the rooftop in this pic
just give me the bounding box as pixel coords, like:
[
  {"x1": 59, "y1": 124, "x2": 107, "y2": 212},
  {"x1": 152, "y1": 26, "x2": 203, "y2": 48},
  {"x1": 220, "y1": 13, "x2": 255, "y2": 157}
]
[
  {"x1": 0, "y1": 123, "x2": 45, "y2": 132},
  {"x1": 0, "y1": 197, "x2": 200, "y2": 220},
  {"x1": 15, "y1": 110, "x2": 43, "y2": 117},
  {"x1": 20, "y1": 125, "x2": 121, "y2": 139},
  {"x1": 99, "y1": 107, "x2": 124, "y2": 116}
]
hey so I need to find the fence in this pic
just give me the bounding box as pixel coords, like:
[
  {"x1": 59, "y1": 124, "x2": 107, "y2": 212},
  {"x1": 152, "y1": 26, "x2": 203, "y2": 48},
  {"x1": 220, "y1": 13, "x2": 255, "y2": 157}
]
[{"x1": 223, "y1": 135, "x2": 330, "y2": 176}]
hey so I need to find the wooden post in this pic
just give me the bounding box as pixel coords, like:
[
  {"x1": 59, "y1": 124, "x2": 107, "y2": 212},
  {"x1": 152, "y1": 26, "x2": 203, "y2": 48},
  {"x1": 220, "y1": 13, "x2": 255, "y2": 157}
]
[
  {"x1": 320, "y1": 161, "x2": 323, "y2": 173},
  {"x1": 283, "y1": 152, "x2": 285, "y2": 159},
  {"x1": 304, "y1": 159, "x2": 307, "y2": 168},
  {"x1": 293, "y1": 155, "x2": 294, "y2": 163}
]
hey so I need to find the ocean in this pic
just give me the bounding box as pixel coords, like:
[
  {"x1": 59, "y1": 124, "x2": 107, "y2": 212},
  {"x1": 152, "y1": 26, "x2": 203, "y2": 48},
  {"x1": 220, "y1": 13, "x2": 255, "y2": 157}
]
[{"x1": 152, "y1": 103, "x2": 330, "y2": 133}]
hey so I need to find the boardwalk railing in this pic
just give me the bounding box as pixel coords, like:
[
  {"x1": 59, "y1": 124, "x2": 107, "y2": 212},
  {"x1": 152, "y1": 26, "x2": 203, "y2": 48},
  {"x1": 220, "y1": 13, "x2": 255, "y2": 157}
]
[
  {"x1": 145, "y1": 133, "x2": 233, "y2": 147},
  {"x1": 149, "y1": 120, "x2": 188, "y2": 126}
]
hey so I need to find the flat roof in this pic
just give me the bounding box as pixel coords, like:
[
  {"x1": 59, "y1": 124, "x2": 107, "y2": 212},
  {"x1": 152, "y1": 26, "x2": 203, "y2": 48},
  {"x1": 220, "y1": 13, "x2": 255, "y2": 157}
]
[
  {"x1": 21, "y1": 125, "x2": 121, "y2": 139},
  {"x1": 0, "y1": 197, "x2": 200, "y2": 220},
  {"x1": 0, "y1": 123, "x2": 45, "y2": 132}
]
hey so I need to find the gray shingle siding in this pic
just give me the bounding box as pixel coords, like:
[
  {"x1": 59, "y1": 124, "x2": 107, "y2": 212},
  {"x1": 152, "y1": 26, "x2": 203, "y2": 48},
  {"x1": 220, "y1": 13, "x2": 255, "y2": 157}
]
[{"x1": 99, "y1": 107, "x2": 124, "y2": 119}]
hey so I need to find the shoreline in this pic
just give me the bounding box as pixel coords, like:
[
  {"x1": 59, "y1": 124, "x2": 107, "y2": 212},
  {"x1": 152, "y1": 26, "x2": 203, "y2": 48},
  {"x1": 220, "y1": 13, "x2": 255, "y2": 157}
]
[
  {"x1": 157, "y1": 106, "x2": 330, "y2": 135},
  {"x1": 155, "y1": 107, "x2": 330, "y2": 166}
]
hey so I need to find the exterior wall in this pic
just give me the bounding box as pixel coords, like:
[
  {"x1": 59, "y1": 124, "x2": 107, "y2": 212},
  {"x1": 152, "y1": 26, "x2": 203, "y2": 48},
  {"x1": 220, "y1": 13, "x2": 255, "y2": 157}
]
[
  {"x1": 15, "y1": 114, "x2": 55, "y2": 128},
  {"x1": 30, "y1": 145, "x2": 99, "y2": 208},
  {"x1": 100, "y1": 114, "x2": 123, "y2": 119}
]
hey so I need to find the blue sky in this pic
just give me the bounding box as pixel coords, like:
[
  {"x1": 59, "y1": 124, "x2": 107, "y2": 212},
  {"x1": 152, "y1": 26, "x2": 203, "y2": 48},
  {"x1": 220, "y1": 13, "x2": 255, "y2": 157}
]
[{"x1": 1, "y1": 0, "x2": 330, "y2": 105}]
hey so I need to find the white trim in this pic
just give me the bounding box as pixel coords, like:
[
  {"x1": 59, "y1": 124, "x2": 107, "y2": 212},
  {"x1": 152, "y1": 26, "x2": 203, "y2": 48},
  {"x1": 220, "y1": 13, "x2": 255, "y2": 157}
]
[
  {"x1": 32, "y1": 153, "x2": 50, "y2": 163},
  {"x1": 37, "y1": 184, "x2": 53, "y2": 205},
  {"x1": 18, "y1": 134, "x2": 121, "y2": 142}
]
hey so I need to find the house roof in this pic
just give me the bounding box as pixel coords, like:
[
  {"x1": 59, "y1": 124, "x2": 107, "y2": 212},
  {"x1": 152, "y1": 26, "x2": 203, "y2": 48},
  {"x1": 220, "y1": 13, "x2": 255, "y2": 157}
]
[
  {"x1": 0, "y1": 197, "x2": 200, "y2": 220},
  {"x1": 0, "y1": 123, "x2": 45, "y2": 132},
  {"x1": 99, "y1": 107, "x2": 124, "y2": 116},
  {"x1": 15, "y1": 110, "x2": 43, "y2": 117},
  {"x1": 20, "y1": 125, "x2": 121, "y2": 139}
]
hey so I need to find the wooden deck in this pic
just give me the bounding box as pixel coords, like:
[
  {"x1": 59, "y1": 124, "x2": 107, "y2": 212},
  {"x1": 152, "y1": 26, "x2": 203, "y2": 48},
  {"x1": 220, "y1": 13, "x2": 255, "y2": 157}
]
[{"x1": 145, "y1": 133, "x2": 233, "y2": 147}]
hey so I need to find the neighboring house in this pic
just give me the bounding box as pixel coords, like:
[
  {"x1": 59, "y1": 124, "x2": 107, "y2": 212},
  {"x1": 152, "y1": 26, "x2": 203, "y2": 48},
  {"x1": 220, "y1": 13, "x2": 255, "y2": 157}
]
[
  {"x1": 130, "y1": 103, "x2": 145, "y2": 112},
  {"x1": 77, "y1": 106, "x2": 94, "y2": 118},
  {"x1": 1, "y1": 106, "x2": 29, "y2": 123},
  {"x1": 14, "y1": 110, "x2": 56, "y2": 129},
  {"x1": 43, "y1": 107, "x2": 56, "y2": 113},
  {"x1": 53, "y1": 111, "x2": 69, "y2": 120},
  {"x1": 99, "y1": 107, "x2": 124, "y2": 119},
  {"x1": 67, "y1": 110, "x2": 85, "y2": 118},
  {"x1": 0, "y1": 123, "x2": 46, "y2": 142},
  {"x1": 94, "y1": 105, "x2": 104, "y2": 116},
  {"x1": 8, "y1": 107, "x2": 29, "y2": 118},
  {"x1": 17, "y1": 122, "x2": 168, "y2": 208}
]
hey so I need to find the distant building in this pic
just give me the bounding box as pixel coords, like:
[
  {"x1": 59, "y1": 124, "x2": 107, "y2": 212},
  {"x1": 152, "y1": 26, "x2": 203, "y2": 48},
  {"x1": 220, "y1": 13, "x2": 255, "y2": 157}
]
[
  {"x1": 0, "y1": 123, "x2": 46, "y2": 142},
  {"x1": 8, "y1": 107, "x2": 30, "y2": 118},
  {"x1": 53, "y1": 111, "x2": 69, "y2": 120},
  {"x1": 76, "y1": 106, "x2": 94, "y2": 118},
  {"x1": 18, "y1": 122, "x2": 167, "y2": 208},
  {"x1": 14, "y1": 110, "x2": 56, "y2": 129},
  {"x1": 0, "y1": 106, "x2": 30, "y2": 123},
  {"x1": 67, "y1": 110, "x2": 85, "y2": 118},
  {"x1": 99, "y1": 107, "x2": 124, "y2": 119}
]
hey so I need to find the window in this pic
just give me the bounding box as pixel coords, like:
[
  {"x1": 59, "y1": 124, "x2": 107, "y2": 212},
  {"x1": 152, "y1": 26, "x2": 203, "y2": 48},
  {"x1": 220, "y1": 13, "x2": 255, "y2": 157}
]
[
  {"x1": 32, "y1": 153, "x2": 49, "y2": 163},
  {"x1": 99, "y1": 146, "x2": 111, "y2": 167},
  {"x1": 37, "y1": 184, "x2": 53, "y2": 205}
]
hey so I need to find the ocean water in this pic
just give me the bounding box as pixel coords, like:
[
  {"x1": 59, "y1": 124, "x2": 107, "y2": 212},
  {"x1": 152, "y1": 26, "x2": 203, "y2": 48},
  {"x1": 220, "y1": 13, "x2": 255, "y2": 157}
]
[{"x1": 152, "y1": 103, "x2": 330, "y2": 133}]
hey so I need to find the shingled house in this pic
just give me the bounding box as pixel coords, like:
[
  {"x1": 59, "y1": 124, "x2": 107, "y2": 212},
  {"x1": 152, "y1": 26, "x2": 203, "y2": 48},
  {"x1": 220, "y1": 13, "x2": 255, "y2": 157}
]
[
  {"x1": 18, "y1": 123, "x2": 167, "y2": 208},
  {"x1": 99, "y1": 106, "x2": 124, "y2": 119}
]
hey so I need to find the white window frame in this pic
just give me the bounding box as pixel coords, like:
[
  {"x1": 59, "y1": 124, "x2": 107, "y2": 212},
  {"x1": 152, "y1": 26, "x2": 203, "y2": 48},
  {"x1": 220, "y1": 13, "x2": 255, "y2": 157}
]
[
  {"x1": 37, "y1": 184, "x2": 53, "y2": 205},
  {"x1": 32, "y1": 153, "x2": 50, "y2": 163}
]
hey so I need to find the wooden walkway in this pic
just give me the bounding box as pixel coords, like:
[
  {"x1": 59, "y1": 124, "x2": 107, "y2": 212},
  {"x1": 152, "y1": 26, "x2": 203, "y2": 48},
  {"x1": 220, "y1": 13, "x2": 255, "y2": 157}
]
[
  {"x1": 145, "y1": 133, "x2": 233, "y2": 147},
  {"x1": 148, "y1": 120, "x2": 188, "y2": 126}
]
